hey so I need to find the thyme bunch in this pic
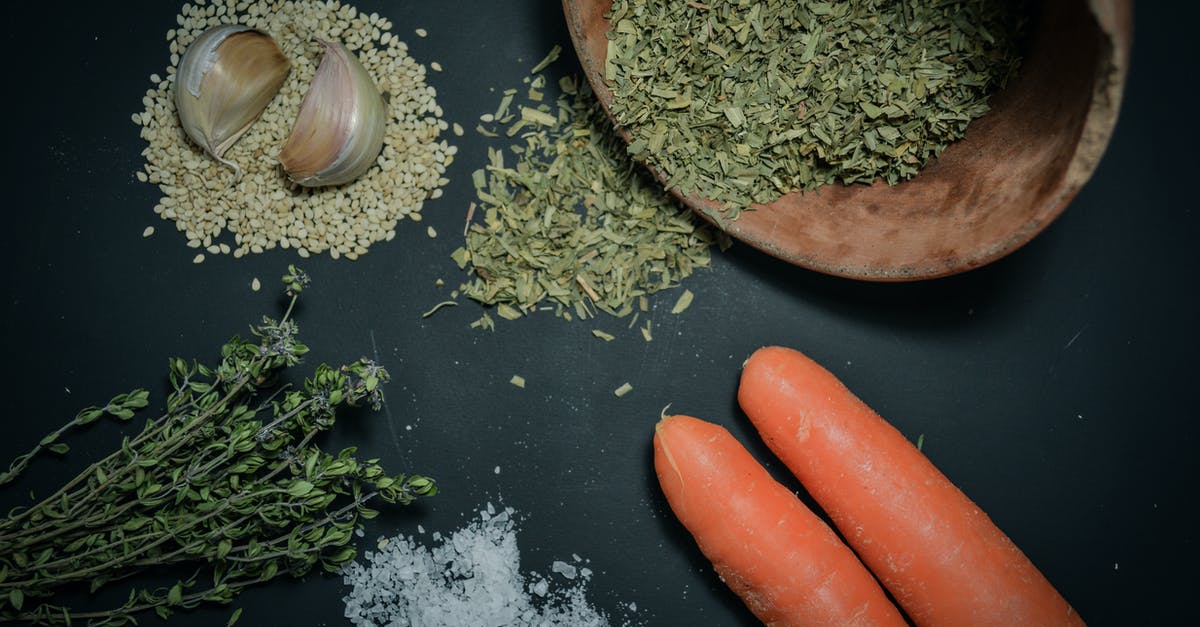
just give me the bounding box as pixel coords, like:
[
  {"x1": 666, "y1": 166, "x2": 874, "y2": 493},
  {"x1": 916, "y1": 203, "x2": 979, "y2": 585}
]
[{"x1": 0, "y1": 266, "x2": 435, "y2": 625}]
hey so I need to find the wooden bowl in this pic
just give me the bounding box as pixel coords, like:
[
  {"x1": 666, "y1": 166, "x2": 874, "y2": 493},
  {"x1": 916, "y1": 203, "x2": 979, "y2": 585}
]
[{"x1": 562, "y1": 0, "x2": 1132, "y2": 281}]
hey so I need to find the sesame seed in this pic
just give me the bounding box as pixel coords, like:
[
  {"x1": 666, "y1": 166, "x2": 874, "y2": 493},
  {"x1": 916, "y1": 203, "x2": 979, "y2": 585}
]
[
  {"x1": 136, "y1": 2, "x2": 454, "y2": 264},
  {"x1": 142, "y1": 226, "x2": 155, "y2": 238}
]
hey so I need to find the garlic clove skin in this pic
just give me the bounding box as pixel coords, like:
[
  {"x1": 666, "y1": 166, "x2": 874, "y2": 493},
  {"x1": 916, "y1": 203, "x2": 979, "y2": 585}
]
[
  {"x1": 175, "y1": 25, "x2": 290, "y2": 170},
  {"x1": 278, "y1": 41, "x2": 387, "y2": 188}
]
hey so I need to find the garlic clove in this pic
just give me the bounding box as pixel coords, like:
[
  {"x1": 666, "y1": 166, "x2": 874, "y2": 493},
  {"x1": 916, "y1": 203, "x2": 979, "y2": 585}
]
[
  {"x1": 175, "y1": 25, "x2": 290, "y2": 170},
  {"x1": 278, "y1": 41, "x2": 387, "y2": 188}
]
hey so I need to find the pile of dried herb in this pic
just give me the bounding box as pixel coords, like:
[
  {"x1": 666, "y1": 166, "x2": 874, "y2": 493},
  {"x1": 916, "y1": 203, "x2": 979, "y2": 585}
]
[
  {"x1": 451, "y1": 48, "x2": 729, "y2": 327},
  {"x1": 0, "y1": 267, "x2": 434, "y2": 625},
  {"x1": 605, "y1": 0, "x2": 1026, "y2": 215}
]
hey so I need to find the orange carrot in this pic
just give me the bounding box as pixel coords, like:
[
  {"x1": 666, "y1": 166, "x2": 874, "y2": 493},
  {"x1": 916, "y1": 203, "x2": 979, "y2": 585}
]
[
  {"x1": 738, "y1": 346, "x2": 1083, "y2": 627},
  {"x1": 654, "y1": 414, "x2": 907, "y2": 626}
]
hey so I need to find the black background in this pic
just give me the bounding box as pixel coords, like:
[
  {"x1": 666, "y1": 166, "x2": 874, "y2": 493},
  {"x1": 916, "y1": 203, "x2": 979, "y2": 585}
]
[{"x1": 2, "y1": 1, "x2": 1196, "y2": 625}]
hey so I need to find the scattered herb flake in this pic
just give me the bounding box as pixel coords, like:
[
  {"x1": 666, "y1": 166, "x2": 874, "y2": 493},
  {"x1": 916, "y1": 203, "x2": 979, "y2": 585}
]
[
  {"x1": 496, "y1": 303, "x2": 523, "y2": 321},
  {"x1": 592, "y1": 329, "x2": 616, "y2": 342},
  {"x1": 530, "y1": 44, "x2": 562, "y2": 74},
  {"x1": 422, "y1": 300, "x2": 458, "y2": 318},
  {"x1": 670, "y1": 289, "x2": 695, "y2": 315},
  {"x1": 450, "y1": 247, "x2": 471, "y2": 270},
  {"x1": 470, "y1": 312, "x2": 496, "y2": 331}
]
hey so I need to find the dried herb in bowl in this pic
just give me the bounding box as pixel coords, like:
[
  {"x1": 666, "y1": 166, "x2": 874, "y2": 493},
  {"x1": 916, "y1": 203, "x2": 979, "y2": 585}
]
[
  {"x1": 605, "y1": 0, "x2": 1027, "y2": 215},
  {"x1": 0, "y1": 267, "x2": 434, "y2": 625}
]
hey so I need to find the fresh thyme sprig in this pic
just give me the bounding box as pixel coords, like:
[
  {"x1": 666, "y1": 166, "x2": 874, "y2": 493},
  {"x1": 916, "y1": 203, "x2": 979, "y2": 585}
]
[{"x1": 0, "y1": 265, "x2": 435, "y2": 625}]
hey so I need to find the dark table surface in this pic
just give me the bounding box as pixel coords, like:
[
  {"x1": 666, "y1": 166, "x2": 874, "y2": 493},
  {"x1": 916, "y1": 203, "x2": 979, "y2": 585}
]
[{"x1": 2, "y1": 1, "x2": 1196, "y2": 625}]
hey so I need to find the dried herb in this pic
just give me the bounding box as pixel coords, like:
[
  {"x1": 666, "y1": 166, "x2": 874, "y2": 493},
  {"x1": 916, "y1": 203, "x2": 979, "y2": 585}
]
[
  {"x1": 670, "y1": 290, "x2": 695, "y2": 315},
  {"x1": 606, "y1": 0, "x2": 1027, "y2": 215},
  {"x1": 453, "y1": 56, "x2": 730, "y2": 323},
  {"x1": 0, "y1": 267, "x2": 434, "y2": 625},
  {"x1": 591, "y1": 330, "x2": 616, "y2": 342}
]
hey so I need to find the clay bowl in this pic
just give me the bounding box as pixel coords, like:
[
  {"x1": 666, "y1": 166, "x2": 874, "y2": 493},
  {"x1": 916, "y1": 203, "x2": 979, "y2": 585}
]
[{"x1": 562, "y1": 0, "x2": 1132, "y2": 281}]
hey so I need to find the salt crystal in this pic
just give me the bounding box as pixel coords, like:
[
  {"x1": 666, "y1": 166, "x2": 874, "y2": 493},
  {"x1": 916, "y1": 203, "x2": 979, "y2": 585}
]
[
  {"x1": 551, "y1": 560, "x2": 578, "y2": 580},
  {"x1": 494, "y1": 465, "x2": 501, "y2": 474}
]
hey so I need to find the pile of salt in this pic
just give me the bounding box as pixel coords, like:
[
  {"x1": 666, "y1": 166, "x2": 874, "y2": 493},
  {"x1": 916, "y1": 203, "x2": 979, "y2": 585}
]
[{"x1": 342, "y1": 504, "x2": 617, "y2": 626}]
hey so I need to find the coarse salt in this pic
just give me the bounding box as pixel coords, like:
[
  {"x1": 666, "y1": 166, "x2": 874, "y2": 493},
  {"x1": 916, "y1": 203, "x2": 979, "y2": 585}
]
[{"x1": 342, "y1": 505, "x2": 615, "y2": 626}]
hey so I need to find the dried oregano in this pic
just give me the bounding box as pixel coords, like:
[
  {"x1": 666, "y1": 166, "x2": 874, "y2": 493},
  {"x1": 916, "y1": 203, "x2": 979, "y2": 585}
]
[
  {"x1": 0, "y1": 267, "x2": 434, "y2": 625},
  {"x1": 451, "y1": 52, "x2": 730, "y2": 324},
  {"x1": 605, "y1": 0, "x2": 1027, "y2": 215}
]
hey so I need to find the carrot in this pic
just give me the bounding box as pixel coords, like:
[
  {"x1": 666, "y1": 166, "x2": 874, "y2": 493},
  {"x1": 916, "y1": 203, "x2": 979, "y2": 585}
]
[
  {"x1": 653, "y1": 414, "x2": 907, "y2": 626},
  {"x1": 738, "y1": 346, "x2": 1083, "y2": 627}
]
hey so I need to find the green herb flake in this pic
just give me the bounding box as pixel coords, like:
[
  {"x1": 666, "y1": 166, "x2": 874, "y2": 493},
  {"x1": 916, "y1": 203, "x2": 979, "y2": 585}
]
[
  {"x1": 496, "y1": 303, "x2": 523, "y2": 320},
  {"x1": 470, "y1": 311, "x2": 496, "y2": 331},
  {"x1": 592, "y1": 329, "x2": 616, "y2": 342},
  {"x1": 421, "y1": 300, "x2": 458, "y2": 318},
  {"x1": 450, "y1": 247, "x2": 471, "y2": 270},
  {"x1": 510, "y1": 375, "x2": 526, "y2": 389},
  {"x1": 520, "y1": 106, "x2": 559, "y2": 128},
  {"x1": 530, "y1": 44, "x2": 562, "y2": 75},
  {"x1": 670, "y1": 289, "x2": 695, "y2": 314}
]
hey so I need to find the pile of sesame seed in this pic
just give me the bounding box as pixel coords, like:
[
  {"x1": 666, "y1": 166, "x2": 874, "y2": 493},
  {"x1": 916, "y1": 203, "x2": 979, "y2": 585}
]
[{"x1": 133, "y1": 0, "x2": 455, "y2": 261}]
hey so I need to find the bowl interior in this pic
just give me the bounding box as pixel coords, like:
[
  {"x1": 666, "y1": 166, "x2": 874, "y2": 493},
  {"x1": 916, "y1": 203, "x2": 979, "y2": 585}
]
[{"x1": 562, "y1": 0, "x2": 1129, "y2": 280}]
